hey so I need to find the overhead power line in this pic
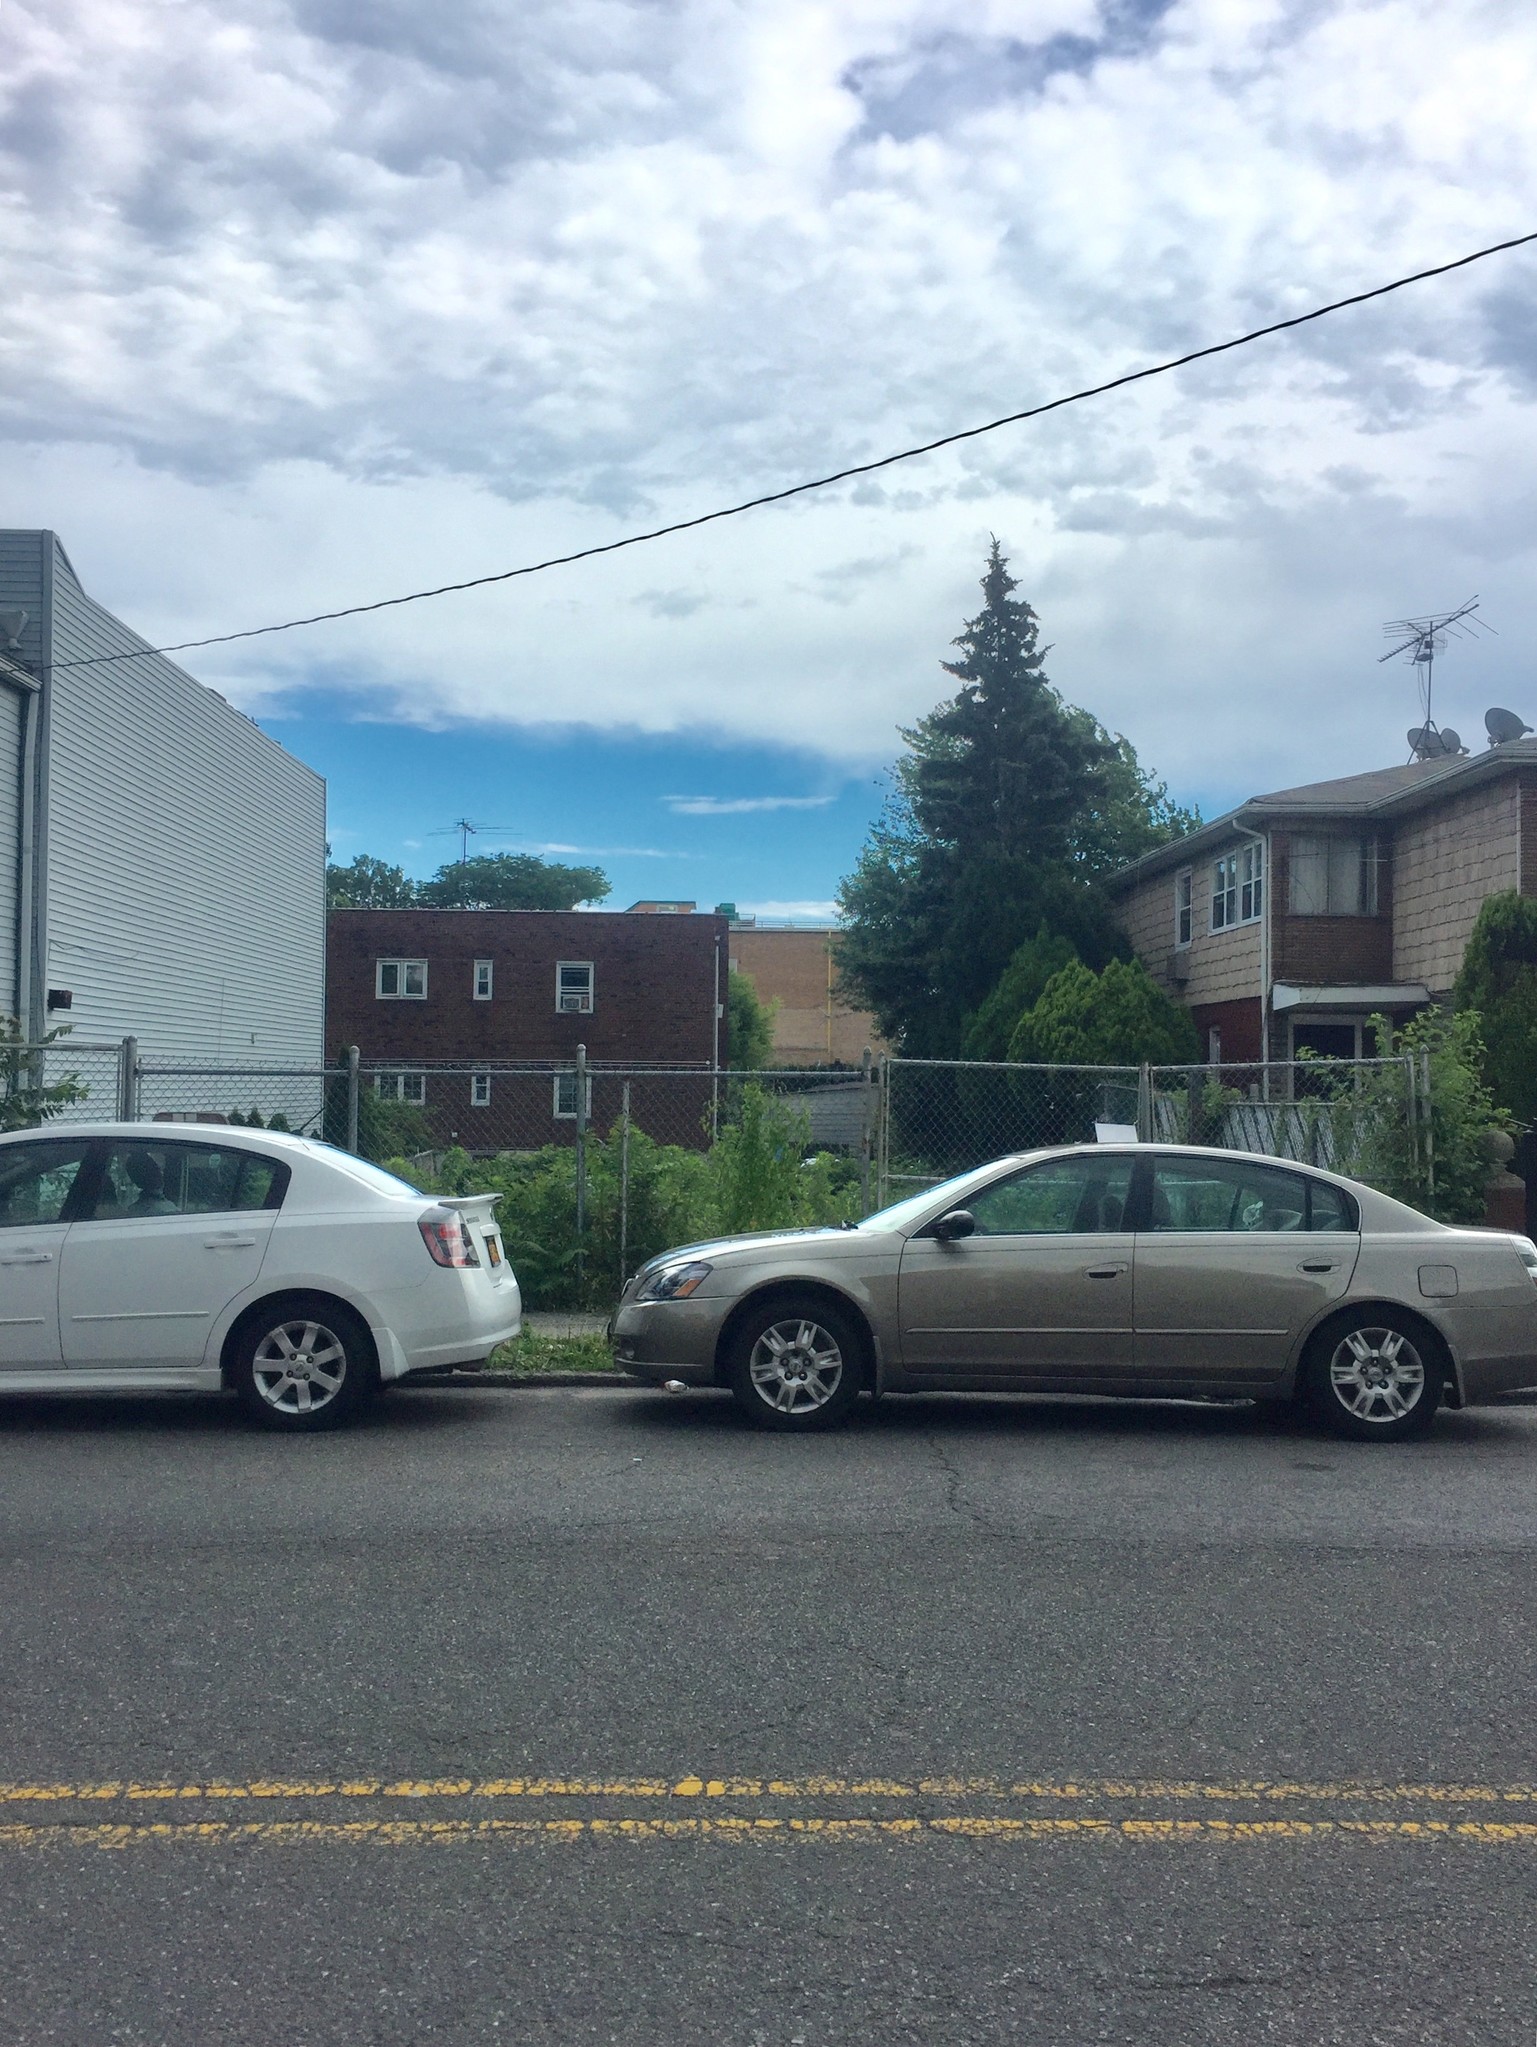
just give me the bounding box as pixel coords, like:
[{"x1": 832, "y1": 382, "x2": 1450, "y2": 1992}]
[{"x1": 53, "y1": 227, "x2": 1537, "y2": 673}]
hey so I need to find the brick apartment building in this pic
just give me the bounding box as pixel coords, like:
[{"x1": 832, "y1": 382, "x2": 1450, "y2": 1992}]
[
  {"x1": 327, "y1": 907, "x2": 727, "y2": 1148},
  {"x1": 1110, "y1": 737, "x2": 1537, "y2": 1067}
]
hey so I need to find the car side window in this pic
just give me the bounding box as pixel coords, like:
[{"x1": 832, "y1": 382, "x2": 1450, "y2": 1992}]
[
  {"x1": 1150, "y1": 1157, "x2": 1310, "y2": 1233},
  {"x1": 966, "y1": 1156, "x2": 1135, "y2": 1236},
  {"x1": 1305, "y1": 1179, "x2": 1358, "y2": 1231},
  {"x1": 0, "y1": 1139, "x2": 92, "y2": 1227},
  {"x1": 87, "y1": 1142, "x2": 288, "y2": 1221}
]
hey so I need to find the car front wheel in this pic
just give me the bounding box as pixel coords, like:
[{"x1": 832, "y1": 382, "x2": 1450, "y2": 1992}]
[
  {"x1": 1305, "y1": 1310, "x2": 1443, "y2": 1442},
  {"x1": 724, "y1": 1296, "x2": 866, "y2": 1432},
  {"x1": 231, "y1": 1295, "x2": 377, "y2": 1431}
]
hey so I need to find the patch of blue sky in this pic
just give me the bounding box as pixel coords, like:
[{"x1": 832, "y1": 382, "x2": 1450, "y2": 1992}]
[{"x1": 262, "y1": 694, "x2": 885, "y2": 922}]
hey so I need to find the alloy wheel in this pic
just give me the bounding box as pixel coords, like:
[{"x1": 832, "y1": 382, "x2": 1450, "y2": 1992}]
[
  {"x1": 1327, "y1": 1326, "x2": 1426, "y2": 1425},
  {"x1": 252, "y1": 1318, "x2": 349, "y2": 1417},
  {"x1": 748, "y1": 1318, "x2": 845, "y2": 1416}
]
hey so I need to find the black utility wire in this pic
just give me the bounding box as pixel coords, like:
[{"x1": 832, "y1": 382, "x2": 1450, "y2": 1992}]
[{"x1": 52, "y1": 227, "x2": 1537, "y2": 672}]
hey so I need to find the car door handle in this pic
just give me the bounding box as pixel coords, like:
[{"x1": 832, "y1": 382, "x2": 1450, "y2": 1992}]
[
  {"x1": 1084, "y1": 1264, "x2": 1128, "y2": 1279},
  {"x1": 0, "y1": 1249, "x2": 53, "y2": 1265},
  {"x1": 203, "y1": 1234, "x2": 257, "y2": 1250},
  {"x1": 1299, "y1": 1260, "x2": 1337, "y2": 1273}
]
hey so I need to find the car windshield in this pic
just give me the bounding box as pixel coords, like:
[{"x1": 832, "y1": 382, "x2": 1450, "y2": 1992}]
[{"x1": 856, "y1": 1166, "x2": 1003, "y2": 1235}]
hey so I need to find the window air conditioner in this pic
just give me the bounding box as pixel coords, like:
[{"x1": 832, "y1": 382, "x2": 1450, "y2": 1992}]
[{"x1": 560, "y1": 994, "x2": 589, "y2": 1012}]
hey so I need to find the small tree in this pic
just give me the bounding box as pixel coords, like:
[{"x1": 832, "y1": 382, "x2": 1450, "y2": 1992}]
[
  {"x1": 418, "y1": 852, "x2": 609, "y2": 911},
  {"x1": 1008, "y1": 959, "x2": 1200, "y2": 1067},
  {"x1": 1345, "y1": 1009, "x2": 1509, "y2": 1223},
  {"x1": 1453, "y1": 891, "x2": 1537, "y2": 1127},
  {"x1": 726, "y1": 969, "x2": 778, "y2": 1069},
  {"x1": 0, "y1": 1017, "x2": 86, "y2": 1131}
]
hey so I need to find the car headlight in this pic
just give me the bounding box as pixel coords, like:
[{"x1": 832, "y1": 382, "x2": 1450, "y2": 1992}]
[{"x1": 637, "y1": 1260, "x2": 712, "y2": 1302}]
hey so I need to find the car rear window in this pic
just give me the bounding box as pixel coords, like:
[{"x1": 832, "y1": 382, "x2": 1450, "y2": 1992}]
[{"x1": 87, "y1": 1141, "x2": 289, "y2": 1219}]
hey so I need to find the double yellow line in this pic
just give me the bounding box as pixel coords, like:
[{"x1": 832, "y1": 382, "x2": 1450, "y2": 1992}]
[{"x1": 2, "y1": 1775, "x2": 1536, "y2": 1850}]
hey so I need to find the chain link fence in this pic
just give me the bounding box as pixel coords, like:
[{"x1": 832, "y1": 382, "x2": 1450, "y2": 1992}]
[{"x1": 878, "y1": 1055, "x2": 1423, "y2": 1201}]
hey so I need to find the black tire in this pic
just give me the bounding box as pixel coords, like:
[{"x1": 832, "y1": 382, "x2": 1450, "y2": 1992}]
[
  {"x1": 1304, "y1": 1308, "x2": 1444, "y2": 1442},
  {"x1": 724, "y1": 1294, "x2": 867, "y2": 1432},
  {"x1": 229, "y1": 1293, "x2": 378, "y2": 1432}
]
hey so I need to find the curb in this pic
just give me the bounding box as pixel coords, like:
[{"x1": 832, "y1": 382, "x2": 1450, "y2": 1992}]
[{"x1": 401, "y1": 1372, "x2": 647, "y2": 1391}]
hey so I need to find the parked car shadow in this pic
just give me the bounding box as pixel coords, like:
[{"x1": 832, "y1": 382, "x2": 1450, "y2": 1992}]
[
  {"x1": 0, "y1": 1386, "x2": 483, "y2": 1440},
  {"x1": 614, "y1": 1383, "x2": 1532, "y2": 1451}
]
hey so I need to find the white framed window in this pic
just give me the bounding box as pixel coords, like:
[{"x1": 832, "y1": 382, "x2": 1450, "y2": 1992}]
[
  {"x1": 556, "y1": 961, "x2": 594, "y2": 1014},
  {"x1": 1211, "y1": 843, "x2": 1263, "y2": 930},
  {"x1": 376, "y1": 959, "x2": 427, "y2": 1000},
  {"x1": 374, "y1": 1071, "x2": 426, "y2": 1104},
  {"x1": 1288, "y1": 836, "x2": 1381, "y2": 917},
  {"x1": 473, "y1": 959, "x2": 494, "y2": 1001},
  {"x1": 553, "y1": 1071, "x2": 594, "y2": 1120},
  {"x1": 1174, "y1": 869, "x2": 1193, "y2": 948},
  {"x1": 470, "y1": 1073, "x2": 492, "y2": 1108}
]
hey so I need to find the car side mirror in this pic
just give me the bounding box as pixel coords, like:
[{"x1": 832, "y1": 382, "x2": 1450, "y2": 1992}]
[{"x1": 929, "y1": 1208, "x2": 976, "y2": 1242}]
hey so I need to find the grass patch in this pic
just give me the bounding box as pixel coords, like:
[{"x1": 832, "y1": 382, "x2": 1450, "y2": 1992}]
[{"x1": 487, "y1": 1329, "x2": 621, "y2": 1377}]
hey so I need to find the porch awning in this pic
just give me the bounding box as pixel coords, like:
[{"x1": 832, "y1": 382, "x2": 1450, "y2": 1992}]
[{"x1": 1271, "y1": 983, "x2": 1430, "y2": 1013}]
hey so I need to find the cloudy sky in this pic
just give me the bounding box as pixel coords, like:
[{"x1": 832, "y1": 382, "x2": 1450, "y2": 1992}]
[{"x1": 4, "y1": 0, "x2": 1535, "y2": 917}]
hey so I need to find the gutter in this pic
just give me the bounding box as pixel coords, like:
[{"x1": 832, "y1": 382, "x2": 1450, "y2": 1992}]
[{"x1": 0, "y1": 653, "x2": 39, "y2": 1031}]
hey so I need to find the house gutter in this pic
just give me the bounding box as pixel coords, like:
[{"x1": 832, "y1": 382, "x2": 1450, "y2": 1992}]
[{"x1": 0, "y1": 652, "x2": 40, "y2": 1033}]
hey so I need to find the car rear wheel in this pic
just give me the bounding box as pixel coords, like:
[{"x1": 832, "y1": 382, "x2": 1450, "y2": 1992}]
[
  {"x1": 725, "y1": 1296, "x2": 866, "y2": 1432},
  {"x1": 231, "y1": 1295, "x2": 377, "y2": 1431},
  {"x1": 1305, "y1": 1309, "x2": 1443, "y2": 1441}
]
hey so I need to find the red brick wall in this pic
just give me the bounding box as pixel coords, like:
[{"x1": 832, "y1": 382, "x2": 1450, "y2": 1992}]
[
  {"x1": 326, "y1": 909, "x2": 726, "y2": 1066},
  {"x1": 1269, "y1": 831, "x2": 1393, "y2": 985},
  {"x1": 1190, "y1": 997, "x2": 1264, "y2": 1064}
]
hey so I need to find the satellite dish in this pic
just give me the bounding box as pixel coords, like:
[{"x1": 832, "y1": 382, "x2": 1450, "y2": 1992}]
[
  {"x1": 1407, "y1": 726, "x2": 1445, "y2": 760},
  {"x1": 0, "y1": 608, "x2": 27, "y2": 649},
  {"x1": 1485, "y1": 707, "x2": 1533, "y2": 745},
  {"x1": 1439, "y1": 728, "x2": 1463, "y2": 755}
]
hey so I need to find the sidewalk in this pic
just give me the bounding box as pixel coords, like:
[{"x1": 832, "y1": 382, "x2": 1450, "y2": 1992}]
[{"x1": 524, "y1": 1311, "x2": 610, "y2": 1339}]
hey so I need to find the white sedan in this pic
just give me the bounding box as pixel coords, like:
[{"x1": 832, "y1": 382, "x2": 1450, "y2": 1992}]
[{"x1": 0, "y1": 1123, "x2": 520, "y2": 1429}]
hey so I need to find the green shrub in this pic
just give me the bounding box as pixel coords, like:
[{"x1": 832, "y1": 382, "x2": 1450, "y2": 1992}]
[{"x1": 1342, "y1": 1009, "x2": 1509, "y2": 1223}]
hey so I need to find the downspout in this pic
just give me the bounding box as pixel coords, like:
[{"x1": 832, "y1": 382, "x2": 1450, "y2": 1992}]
[
  {"x1": 3, "y1": 662, "x2": 41, "y2": 1034},
  {"x1": 1234, "y1": 820, "x2": 1271, "y2": 1071},
  {"x1": 27, "y1": 535, "x2": 56, "y2": 1045}
]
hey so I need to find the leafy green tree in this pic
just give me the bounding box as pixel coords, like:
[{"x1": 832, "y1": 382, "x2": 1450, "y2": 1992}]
[
  {"x1": 326, "y1": 854, "x2": 418, "y2": 908},
  {"x1": 1008, "y1": 958, "x2": 1201, "y2": 1067},
  {"x1": 837, "y1": 541, "x2": 1196, "y2": 1053},
  {"x1": 1453, "y1": 890, "x2": 1537, "y2": 1125},
  {"x1": 418, "y1": 852, "x2": 609, "y2": 911},
  {"x1": 726, "y1": 969, "x2": 778, "y2": 1069},
  {"x1": 0, "y1": 1017, "x2": 86, "y2": 1131},
  {"x1": 962, "y1": 926, "x2": 1080, "y2": 1061}
]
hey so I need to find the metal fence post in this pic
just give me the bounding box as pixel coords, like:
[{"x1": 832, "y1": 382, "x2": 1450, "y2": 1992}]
[
  {"x1": 345, "y1": 1045, "x2": 360, "y2": 1154},
  {"x1": 619, "y1": 1079, "x2": 631, "y2": 1289},
  {"x1": 1421, "y1": 1045, "x2": 1435, "y2": 1205},
  {"x1": 118, "y1": 1036, "x2": 139, "y2": 1121},
  {"x1": 574, "y1": 1043, "x2": 588, "y2": 1285},
  {"x1": 858, "y1": 1046, "x2": 874, "y2": 1216},
  {"x1": 876, "y1": 1054, "x2": 891, "y2": 1208},
  {"x1": 1136, "y1": 1062, "x2": 1152, "y2": 1143}
]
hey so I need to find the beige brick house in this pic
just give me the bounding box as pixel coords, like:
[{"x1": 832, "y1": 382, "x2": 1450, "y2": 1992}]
[
  {"x1": 1109, "y1": 739, "x2": 1537, "y2": 1066},
  {"x1": 728, "y1": 924, "x2": 886, "y2": 1067}
]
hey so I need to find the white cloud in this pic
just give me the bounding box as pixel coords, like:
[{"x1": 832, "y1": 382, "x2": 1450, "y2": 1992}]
[
  {"x1": 3, "y1": 0, "x2": 1537, "y2": 804},
  {"x1": 528, "y1": 841, "x2": 682, "y2": 857},
  {"x1": 664, "y1": 793, "x2": 838, "y2": 814}
]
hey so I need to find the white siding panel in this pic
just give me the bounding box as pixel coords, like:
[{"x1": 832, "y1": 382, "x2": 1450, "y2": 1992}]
[
  {"x1": 0, "y1": 683, "x2": 20, "y2": 1017},
  {"x1": 40, "y1": 535, "x2": 326, "y2": 1063}
]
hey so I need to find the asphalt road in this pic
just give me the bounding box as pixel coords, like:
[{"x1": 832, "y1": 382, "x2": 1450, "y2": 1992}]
[{"x1": 2, "y1": 1381, "x2": 1536, "y2": 2045}]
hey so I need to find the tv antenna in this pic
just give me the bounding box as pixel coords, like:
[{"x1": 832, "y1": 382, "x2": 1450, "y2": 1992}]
[
  {"x1": 1380, "y1": 598, "x2": 1494, "y2": 760},
  {"x1": 429, "y1": 817, "x2": 517, "y2": 864}
]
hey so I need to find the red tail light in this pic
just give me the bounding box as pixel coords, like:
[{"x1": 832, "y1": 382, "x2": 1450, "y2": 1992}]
[{"x1": 418, "y1": 1208, "x2": 480, "y2": 1268}]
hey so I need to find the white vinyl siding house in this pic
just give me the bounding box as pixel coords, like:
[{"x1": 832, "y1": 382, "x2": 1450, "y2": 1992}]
[{"x1": 0, "y1": 530, "x2": 325, "y2": 1062}]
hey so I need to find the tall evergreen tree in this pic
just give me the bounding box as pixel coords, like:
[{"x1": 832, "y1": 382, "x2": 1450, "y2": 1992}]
[{"x1": 837, "y1": 541, "x2": 1197, "y2": 1053}]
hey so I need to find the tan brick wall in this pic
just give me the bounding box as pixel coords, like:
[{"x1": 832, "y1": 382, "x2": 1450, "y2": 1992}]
[
  {"x1": 1391, "y1": 777, "x2": 1521, "y2": 993},
  {"x1": 730, "y1": 928, "x2": 886, "y2": 1066},
  {"x1": 1116, "y1": 838, "x2": 1262, "y2": 1007}
]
